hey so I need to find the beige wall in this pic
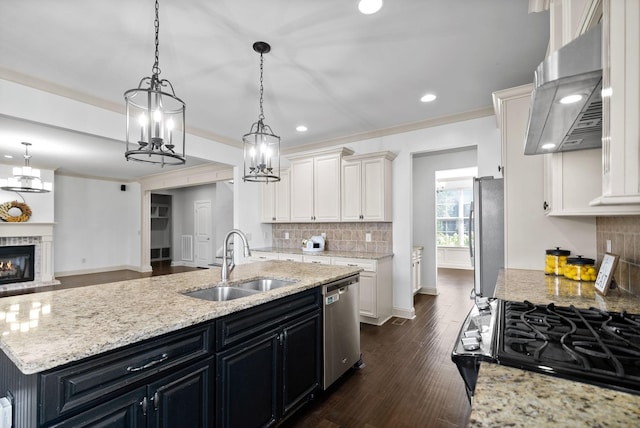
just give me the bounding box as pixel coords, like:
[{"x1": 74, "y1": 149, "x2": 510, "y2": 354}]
[
  {"x1": 272, "y1": 222, "x2": 392, "y2": 253},
  {"x1": 596, "y1": 216, "x2": 640, "y2": 295}
]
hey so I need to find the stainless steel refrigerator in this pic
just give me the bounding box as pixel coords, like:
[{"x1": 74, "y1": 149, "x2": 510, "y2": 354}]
[{"x1": 469, "y1": 177, "x2": 504, "y2": 298}]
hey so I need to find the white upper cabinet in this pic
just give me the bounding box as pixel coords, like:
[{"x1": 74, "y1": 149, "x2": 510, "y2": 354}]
[
  {"x1": 594, "y1": 0, "x2": 640, "y2": 206},
  {"x1": 289, "y1": 148, "x2": 354, "y2": 222},
  {"x1": 541, "y1": 0, "x2": 640, "y2": 214},
  {"x1": 341, "y1": 151, "x2": 395, "y2": 222},
  {"x1": 260, "y1": 169, "x2": 290, "y2": 223}
]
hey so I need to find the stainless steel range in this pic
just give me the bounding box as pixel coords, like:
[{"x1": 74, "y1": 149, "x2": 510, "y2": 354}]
[{"x1": 452, "y1": 298, "x2": 640, "y2": 402}]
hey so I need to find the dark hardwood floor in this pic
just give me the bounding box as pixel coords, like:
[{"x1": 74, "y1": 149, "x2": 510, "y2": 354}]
[{"x1": 282, "y1": 268, "x2": 474, "y2": 428}]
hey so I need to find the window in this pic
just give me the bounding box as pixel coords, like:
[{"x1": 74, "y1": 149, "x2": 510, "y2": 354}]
[{"x1": 436, "y1": 178, "x2": 473, "y2": 247}]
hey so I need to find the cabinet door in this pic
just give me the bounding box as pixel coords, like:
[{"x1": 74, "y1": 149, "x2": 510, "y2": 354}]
[
  {"x1": 148, "y1": 358, "x2": 214, "y2": 428},
  {"x1": 358, "y1": 271, "x2": 377, "y2": 317},
  {"x1": 281, "y1": 311, "x2": 321, "y2": 416},
  {"x1": 290, "y1": 158, "x2": 315, "y2": 222},
  {"x1": 341, "y1": 160, "x2": 362, "y2": 221},
  {"x1": 314, "y1": 153, "x2": 342, "y2": 222},
  {"x1": 261, "y1": 179, "x2": 276, "y2": 222},
  {"x1": 261, "y1": 169, "x2": 290, "y2": 223},
  {"x1": 361, "y1": 157, "x2": 386, "y2": 221},
  {"x1": 217, "y1": 332, "x2": 279, "y2": 428},
  {"x1": 275, "y1": 169, "x2": 291, "y2": 222},
  {"x1": 48, "y1": 387, "x2": 147, "y2": 428}
]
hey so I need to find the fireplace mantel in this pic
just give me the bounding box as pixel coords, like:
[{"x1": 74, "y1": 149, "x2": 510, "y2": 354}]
[
  {"x1": 0, "y1": 222, "x2": 57, "y2": 291},
  {"x1": 0, "y1": 222, "x2": 55, "y2": 237}
]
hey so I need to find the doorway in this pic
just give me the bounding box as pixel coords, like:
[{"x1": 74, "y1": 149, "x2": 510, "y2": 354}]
[{"x1": 412, "y1": 147, "x2": 477, "y2": 296}]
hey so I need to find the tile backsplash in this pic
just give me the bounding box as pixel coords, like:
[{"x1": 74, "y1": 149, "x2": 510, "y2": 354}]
[
  {"x1": 596, "y1": 216, "x2": 640, "y2": 296},
  {"x1": 272, "y1": 222, "x2": 392, "y2": 253}
]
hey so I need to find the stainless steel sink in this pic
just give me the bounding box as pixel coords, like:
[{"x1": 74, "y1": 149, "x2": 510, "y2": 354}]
[
  {"x1": 236, "y1": 278, "x2": 297, "y2": 291},
  {"x1": 184, "y1": 286, "x2": 259, "y2": 301}
]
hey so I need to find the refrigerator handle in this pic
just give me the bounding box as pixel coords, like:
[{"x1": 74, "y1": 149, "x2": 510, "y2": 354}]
[{"x1": 468, "y1": 205, "x2": 474, "y2": 265}]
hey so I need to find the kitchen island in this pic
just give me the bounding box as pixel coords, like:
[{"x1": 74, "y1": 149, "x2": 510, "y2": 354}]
[
  {"x1": 469, "y1": 269, "x2": 640, "y2": 426},
  {"x1": 0, "y1": 260, "x2": 361, "y2": 427}
]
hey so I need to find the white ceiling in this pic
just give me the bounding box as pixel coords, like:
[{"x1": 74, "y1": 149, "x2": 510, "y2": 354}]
[{"x1": 0, "y1": 0, "x2": 549, "y2": 181}]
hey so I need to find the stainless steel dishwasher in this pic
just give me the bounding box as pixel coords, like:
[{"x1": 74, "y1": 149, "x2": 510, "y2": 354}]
[{"x1": 322, "y1": 274, "x2": 361, "y2": 390}]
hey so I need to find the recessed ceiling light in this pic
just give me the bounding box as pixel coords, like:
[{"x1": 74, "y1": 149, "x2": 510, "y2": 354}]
[
  {"x1": 3, "y1": 155, "x2": 13, "y2": 159},
  {"x1": 296, "y1": 125, "x2": 308, "y2": 132},
  {"x1": 421, "y1": 93, "x2": 437, "y2": 103},
  {"x1": 559, "y1": 94, "x2": 583, "y2": 104},
  {"x1": 541, "y1": 143, "x2": 556, "y2": 150},
  {"x1": 358, "y1": 0, "x2": 383, "y2": 15}
]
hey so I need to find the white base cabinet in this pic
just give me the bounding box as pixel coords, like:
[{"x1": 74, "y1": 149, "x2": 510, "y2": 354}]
[
  {"x1": 331, "y1": 256, "x2": 392, "y2": 326},
  {"x1": 412, "y1": 246, "x2": 423, "y2": 294},
  {"x1": 250, "y1": 251, "x2": 393, "y2": 325}
]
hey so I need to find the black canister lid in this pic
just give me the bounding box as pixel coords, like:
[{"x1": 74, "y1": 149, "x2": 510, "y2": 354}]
[
  {"x1": 546, "y1": 247, "x2": 570, "y2": 256},
  {"x1": 566, "y1": 255, "x2": 595, "y2": 265}
]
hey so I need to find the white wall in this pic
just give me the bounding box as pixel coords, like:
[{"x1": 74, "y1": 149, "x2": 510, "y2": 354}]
[
  {"x1": 0, "y1": 165, "x2": 55, "y2": 223},
  {"x1": 54, "y1": 175, "x2": 141, "y2": 275},
  {"x1": 412, "y1": 147, "x2": 478, "y2": 293}
]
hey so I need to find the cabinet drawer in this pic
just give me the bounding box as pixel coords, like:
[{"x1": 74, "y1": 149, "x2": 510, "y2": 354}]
[
  {"x1": 279, "y1": 253, "x2": 303, "y2": 262},
  {"x1": 40, "y1": 323, "x2": 213, "y2": 425},
  {"x1": 302, "y1": 255, "x2": 332, "y2": 265},
  {"x1": 249, "y1": 251, "x2": 279, "y2": 262},
  {"x1": 216, "y1": 289, "x2": 320, "y2": 351},
  {"x1": 332, "y1": 257, "x2": 376, "y2": 272}
]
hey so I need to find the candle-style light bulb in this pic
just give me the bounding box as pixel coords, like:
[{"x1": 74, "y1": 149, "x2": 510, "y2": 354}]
[{"x1": 138, "y1": 114, "x2": 147, "y2": 142}]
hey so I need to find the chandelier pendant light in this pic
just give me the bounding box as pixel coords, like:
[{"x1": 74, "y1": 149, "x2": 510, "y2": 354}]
[
  {"x1": 0, "y1": 142, "x2": 52, "y2": 193},
  {"x1": 124, "y1": 0, "x2": 186, "y2": 166},
  {"x1": 242, "y1": 41, "x2": 281, "y2": 183}
]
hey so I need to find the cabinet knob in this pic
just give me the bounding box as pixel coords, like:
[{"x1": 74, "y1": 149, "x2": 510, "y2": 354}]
[{"x1": 543, "y1": 201, "x2": 549, "y2": 211}]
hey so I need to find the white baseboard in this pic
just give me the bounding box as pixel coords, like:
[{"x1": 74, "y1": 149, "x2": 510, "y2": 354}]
[
  {"x1": 418, "y1": 286, "x2": 439, "y2": 295},
  {"x1": 437, "y1": 264, "x2": 473, "y2": 270},
  {"x1": 392, "y1": 306, "x2": 416, "y2": 320}
]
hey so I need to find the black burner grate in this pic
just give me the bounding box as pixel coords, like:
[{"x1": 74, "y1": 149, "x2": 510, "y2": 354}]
[{"x1": 496, "y1": 300, "x2": 640, "y2": 395}]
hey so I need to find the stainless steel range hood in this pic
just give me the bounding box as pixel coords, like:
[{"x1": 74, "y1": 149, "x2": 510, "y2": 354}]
[{"x1": 524, "y1": 24, "x2": 602, "y2": 155}]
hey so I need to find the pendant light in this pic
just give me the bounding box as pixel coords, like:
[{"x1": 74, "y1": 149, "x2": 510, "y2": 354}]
[
  {"x1": 124, "y1": 0, "x2": 186, "y2": 166},
  {"x1": 242, "y1": 41, "x2": 281, "y2": 183},
  {"x1": 0, "y1": 142, "x2": 52, "y2": 193}
]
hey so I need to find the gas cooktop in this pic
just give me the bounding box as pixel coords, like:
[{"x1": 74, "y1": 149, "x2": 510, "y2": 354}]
[
  {"x1": 452, "y1": 298, "x2": 640, "y2": 399},
  {"x1": 496, "y1": 300, "x2": 640, "y2": 395}
]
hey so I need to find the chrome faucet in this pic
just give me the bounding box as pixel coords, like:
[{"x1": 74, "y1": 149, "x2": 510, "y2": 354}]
[{"x1": 221, "y1": 229, "x2": 252, "y2": 282}]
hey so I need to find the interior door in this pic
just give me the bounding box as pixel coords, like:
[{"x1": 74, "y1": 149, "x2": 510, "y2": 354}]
[{"x1": 194, "y1": 200, "x2": 212, "y2": 268}]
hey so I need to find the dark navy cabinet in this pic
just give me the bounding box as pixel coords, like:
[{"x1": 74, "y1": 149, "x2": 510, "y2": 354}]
[{"x1": 215, "y1": 288, "x2": 322, "y2": 428}]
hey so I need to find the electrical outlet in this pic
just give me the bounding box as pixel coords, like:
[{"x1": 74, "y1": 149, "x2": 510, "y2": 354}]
[
  {"x1": 606, "y1": 239, "x2": 612, "y2": 253},
  {"x1": 285, "y1": 232, "x2": 289, "y2": 240},
  {"x1": 321, "y1": 232, "x2": 326, "y2": 239},
  {"x1": 365, "y1": 232, "x2": 372, "y2": 242}
]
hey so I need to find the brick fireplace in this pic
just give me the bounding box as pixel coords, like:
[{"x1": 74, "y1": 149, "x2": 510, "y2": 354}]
[{"x1": 0, "y1": 223, "x2": 59, "y2": 292}]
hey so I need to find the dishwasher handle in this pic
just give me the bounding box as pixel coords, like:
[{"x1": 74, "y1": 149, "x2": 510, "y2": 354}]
[{"x1": 324, "y1": 275, "x2": 358, "y2": 294}]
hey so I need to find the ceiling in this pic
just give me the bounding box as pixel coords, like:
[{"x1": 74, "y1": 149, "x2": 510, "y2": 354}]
[{"x1": 0, "y1": 0, "x2": 549, "y2": 181}]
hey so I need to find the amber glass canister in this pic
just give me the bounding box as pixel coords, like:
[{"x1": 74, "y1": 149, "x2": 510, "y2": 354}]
[{"x1": 545, "y1": 247, "x2": 570, "y2": 276}]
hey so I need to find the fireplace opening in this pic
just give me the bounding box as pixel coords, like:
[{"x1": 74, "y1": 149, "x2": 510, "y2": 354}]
[{"x1": 0, "y1": 245, "x2": 35, "y2": 285}]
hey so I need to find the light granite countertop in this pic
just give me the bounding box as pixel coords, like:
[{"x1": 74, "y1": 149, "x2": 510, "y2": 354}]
[
  {"x1": 252, "y1": 247, "x2": 393, "y2": 260},
  {"x1": 0, "y1": 260, "x2": 361, "y2": 375},
  {"x1": 470, "y1": 269, "x2": 640, "y2": 427}
]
